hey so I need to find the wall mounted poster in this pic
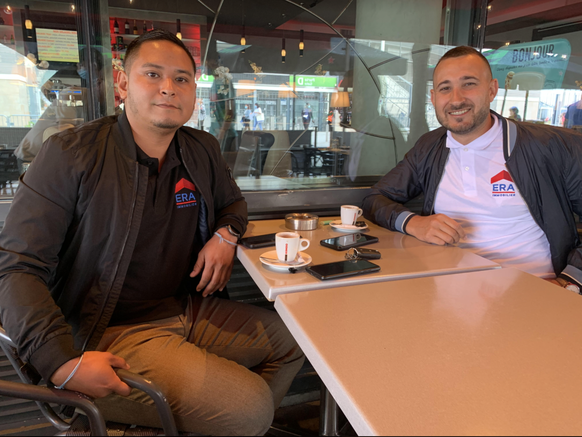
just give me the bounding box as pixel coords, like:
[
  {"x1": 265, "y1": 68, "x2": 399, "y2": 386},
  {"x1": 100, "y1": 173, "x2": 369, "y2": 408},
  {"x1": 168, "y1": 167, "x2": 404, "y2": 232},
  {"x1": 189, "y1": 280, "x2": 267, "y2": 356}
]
[{"x1": 36, "y1": 28, "x2": 79, "y2": 63}]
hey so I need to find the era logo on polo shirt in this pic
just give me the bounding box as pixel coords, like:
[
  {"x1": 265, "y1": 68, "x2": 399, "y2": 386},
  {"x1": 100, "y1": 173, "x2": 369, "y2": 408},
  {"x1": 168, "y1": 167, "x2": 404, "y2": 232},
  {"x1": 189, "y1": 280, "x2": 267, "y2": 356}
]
[
  {"x1": 491, "y1": 170, "x2": 515, "y2": 197},
  {"x1": 175, "y1": 178, "x2": 197, "y2": 209}
]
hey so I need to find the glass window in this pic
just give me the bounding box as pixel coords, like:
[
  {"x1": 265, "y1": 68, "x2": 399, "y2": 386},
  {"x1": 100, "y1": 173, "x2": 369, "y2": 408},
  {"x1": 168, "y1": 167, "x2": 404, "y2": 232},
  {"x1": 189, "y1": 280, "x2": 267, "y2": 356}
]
[
  {"x1": 2, "y1": 1, "x2": 580, "y2": 211},
  {"x1": 0, "y1": 1, "x2": 108, "y2": 199},
  {"x1": 484, "y1": 1, "x2": 582, "y2": 128}
]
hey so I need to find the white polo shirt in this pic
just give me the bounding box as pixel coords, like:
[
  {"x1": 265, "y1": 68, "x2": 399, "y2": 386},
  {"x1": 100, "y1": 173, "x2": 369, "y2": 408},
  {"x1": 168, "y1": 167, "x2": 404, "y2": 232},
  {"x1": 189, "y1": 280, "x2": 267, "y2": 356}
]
[{"x1": 434, "y1": 116, "x2": 554, "y2": 278}]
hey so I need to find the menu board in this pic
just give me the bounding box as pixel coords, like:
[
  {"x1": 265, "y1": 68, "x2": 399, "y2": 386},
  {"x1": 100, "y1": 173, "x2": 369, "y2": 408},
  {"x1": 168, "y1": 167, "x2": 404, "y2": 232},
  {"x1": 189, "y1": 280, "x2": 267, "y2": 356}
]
[{"x1": 36, "y1": 28, "x2": 79, "y2": 63}]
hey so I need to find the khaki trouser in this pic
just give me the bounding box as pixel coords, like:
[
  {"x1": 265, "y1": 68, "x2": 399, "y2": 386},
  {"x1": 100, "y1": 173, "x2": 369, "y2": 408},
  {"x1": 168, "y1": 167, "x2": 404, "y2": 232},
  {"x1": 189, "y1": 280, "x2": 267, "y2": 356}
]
[{"x1": 94, "y1": 295, "x2": 305, "y2": 436}]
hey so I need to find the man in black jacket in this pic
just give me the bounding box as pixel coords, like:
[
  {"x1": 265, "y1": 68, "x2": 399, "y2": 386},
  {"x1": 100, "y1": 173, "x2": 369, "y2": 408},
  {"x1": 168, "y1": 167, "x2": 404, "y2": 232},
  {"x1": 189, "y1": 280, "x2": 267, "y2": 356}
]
[
  {"x1": 363, "y1": 46, "x2": 582, "y2": 294},
  {"x1": 0, "y1": 30, "x2": 303, "y2": 435}
]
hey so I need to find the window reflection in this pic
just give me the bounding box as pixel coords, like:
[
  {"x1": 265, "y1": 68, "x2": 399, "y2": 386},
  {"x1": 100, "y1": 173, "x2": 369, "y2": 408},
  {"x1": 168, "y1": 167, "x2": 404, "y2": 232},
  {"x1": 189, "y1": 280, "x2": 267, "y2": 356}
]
[{"x1": 0, "y1": 0, "x2": 581, "y2": 201}]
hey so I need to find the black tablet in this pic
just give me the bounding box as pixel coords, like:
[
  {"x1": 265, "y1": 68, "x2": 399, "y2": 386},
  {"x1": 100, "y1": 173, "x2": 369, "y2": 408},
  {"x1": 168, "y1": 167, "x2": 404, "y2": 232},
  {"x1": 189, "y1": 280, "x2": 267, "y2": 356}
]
[{"x1": 306, "y1": 259, "x2": 380, "y2": 280}]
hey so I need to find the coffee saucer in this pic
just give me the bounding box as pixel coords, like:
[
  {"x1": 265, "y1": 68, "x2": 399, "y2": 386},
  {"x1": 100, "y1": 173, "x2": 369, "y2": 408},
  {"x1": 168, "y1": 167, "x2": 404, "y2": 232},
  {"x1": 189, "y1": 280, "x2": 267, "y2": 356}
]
[
  {"x1": 259, "y1": 250, "x2": 312, "y2": 271},
  {"x1": 329, "y1": 220, "x2": 369, "y2": 233}
]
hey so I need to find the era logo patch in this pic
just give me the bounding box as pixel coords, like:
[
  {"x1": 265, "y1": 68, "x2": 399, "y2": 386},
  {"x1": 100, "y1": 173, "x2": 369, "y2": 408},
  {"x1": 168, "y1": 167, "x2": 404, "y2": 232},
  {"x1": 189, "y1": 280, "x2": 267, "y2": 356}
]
[
  {"x1": 491, "y1": 170, "x2": 515, "y2": 197},
  {"x1": 175, "y1": 178, "x2": 197, "y2": 209}
]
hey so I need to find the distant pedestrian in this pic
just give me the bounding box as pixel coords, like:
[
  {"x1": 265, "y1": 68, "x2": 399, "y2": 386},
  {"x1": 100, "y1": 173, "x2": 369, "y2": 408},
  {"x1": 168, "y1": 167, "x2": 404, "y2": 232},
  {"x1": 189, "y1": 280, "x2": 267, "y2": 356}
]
[
  {"x1": 242, "y1": 104, "x2": 252, "y2": 130},
  {"x1": 198, "y1": 101, "x2": 206, "y2": 130},
  {"x1": 302, "y1": 103, "x2": 313, "y2": 130},
  {"x1": 508, "y1": 106, "x2": 522, "y2": 122},
  {"x1": 253, "y1": 103, "x2": 264, "y2": 130}
]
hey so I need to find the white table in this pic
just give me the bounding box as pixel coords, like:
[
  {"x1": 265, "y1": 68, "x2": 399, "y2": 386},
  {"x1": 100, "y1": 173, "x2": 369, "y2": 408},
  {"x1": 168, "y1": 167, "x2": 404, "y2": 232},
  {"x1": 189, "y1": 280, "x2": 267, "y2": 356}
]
[
  {"x1": 275, "y1": 268, "x2": 582, "y2": 436},
  {"x1": 237, "y1": 218, "x2": 499, "y2": 301}
]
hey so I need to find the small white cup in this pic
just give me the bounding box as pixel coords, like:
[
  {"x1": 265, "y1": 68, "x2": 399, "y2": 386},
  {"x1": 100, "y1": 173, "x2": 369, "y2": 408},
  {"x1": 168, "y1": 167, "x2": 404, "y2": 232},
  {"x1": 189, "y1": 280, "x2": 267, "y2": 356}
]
[
  {"x1": 276, "y1": 232, "x2": 310, "y2": 262},
  {"x1": 341, "y1": 205, "x2": 363, "y2": 226}
]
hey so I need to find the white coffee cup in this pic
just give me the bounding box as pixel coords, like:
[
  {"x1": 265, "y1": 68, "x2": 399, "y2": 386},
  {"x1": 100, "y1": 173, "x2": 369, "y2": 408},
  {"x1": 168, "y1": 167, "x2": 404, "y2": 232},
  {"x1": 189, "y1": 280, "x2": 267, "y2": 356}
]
[
  {"x1": 341, "y1": 205, "x2": 363, "y2": 226},
  {"x1": 276, "y1": 232, "x2": 310, "y2": 262}
]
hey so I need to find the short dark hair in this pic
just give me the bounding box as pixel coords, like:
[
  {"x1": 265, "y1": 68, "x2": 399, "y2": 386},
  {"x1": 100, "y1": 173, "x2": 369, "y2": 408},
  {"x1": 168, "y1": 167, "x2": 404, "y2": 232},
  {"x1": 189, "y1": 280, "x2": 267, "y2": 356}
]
[
  {"x1": 435, "y1": 46, "x2": 492, "y2": 78},
  {"x1": 124, "y1": 29, "x2": 196, "y2": 74}
]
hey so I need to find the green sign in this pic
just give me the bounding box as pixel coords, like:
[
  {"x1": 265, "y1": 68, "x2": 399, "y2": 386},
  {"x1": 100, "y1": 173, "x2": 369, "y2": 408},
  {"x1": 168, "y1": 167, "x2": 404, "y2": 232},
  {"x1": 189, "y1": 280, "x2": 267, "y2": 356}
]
[
  {"x1": 290, "y1": 75, "x2": 338, "y2": 88},
  {"x1": 484, "y1": 38, "x2": 571, "y2": 89},
  {"x1": 196, "y1": 74, "x2": 215, "y2": 83}
]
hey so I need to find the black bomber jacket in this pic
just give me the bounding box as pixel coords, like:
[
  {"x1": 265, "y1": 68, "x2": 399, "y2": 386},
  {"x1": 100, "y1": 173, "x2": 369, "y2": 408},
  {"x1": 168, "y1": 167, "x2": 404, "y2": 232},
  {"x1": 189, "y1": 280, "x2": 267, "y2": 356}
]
[
  {"x1": 363, "y1": 111, "x2": 582, "y2": 289},
  {"x1": 0, "y1": 112, "x2": 248, "y2": 381}
]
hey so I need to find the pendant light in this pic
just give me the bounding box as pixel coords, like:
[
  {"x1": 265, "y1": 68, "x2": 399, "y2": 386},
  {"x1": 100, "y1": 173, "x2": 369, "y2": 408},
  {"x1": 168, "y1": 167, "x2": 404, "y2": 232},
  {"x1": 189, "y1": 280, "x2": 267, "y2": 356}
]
[
  {"x1": 240, "y1": 0, "x2": 246, "y2": 53},
  {"x1": 24, "y1": 5, "x2": 32, "y2": 30},
  {"x1": 281, "y1": 38, "x2": 286, "y2": 63},
  {"x1": 299, "y1": 30, "x2": 304, "y2": 57},
  {"x1": 176, "y1": 19, "x2": 182, "y2": 40}
]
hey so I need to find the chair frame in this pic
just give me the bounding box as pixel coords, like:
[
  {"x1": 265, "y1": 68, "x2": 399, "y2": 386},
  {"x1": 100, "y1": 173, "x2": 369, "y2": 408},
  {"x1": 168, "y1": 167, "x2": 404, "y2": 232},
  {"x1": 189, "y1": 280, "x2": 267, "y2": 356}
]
[{"x1": 0, "y1": 324, "x2": 178, "y2": 436}]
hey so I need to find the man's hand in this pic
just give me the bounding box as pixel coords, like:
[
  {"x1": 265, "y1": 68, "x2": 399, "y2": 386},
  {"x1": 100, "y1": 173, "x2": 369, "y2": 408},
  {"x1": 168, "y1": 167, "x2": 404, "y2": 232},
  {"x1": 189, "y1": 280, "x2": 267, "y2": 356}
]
[
  {"x1": 406, "y1": 214, "x2": 466, "y2": 246},
  {"x1": 50, "y1": 351, "x2": 131, "y2": 398},
  {"x1": 190, "y1": 228, "x2": 237, "y2": 297}
]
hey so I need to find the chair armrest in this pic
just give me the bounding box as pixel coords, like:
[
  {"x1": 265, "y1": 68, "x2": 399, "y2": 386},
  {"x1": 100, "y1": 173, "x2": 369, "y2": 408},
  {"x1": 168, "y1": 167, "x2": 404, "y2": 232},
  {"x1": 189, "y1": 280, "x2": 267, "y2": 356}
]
[
  {"x1": 0, "y1": 379, "x2": 107, "y2": 436},
  {"x1": 0, "y1": 325, "x2": 16, "y2": 348},
  {"x1": 0, "y1": 325, "x2": 177, "y2": 435},
  {"x1": 116, "y1": 369, "x2": 178, "y2": 436}
]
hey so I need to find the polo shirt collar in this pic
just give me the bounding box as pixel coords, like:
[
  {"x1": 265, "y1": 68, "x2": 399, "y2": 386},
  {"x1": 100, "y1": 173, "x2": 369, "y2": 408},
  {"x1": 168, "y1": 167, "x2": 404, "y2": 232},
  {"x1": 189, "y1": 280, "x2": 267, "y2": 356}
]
[
  {"x1": 136, "y1": 136, "x2": 181, "y2": 176},
  {"x1": 446, "y1": 115, "x2": 501, "y2": 151}
]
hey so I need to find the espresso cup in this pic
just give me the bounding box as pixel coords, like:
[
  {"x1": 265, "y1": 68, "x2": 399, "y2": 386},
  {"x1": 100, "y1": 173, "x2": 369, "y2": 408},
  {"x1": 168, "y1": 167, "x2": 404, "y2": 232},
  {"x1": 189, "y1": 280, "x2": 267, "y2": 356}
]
[
  {"x1": 276, "y1": 232, "x2": 310, "y2": 262},
  {"x1": 341, "y1": 205, "x2": 363, "y2": 226}
]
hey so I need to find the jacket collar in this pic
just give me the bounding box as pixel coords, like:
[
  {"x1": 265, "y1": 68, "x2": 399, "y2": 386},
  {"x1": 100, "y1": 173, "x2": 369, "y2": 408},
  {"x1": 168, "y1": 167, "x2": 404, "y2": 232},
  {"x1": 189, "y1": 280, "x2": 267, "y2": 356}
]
[
  {"x1": 111, "y1": 111, "x2": 138, "y2": 162},
  {"x1": 492, "y1": 110, "x2": 518, "y2": 161},
  {"x1": 114, "y1": 111, "x2": 185, "y2": 165}
]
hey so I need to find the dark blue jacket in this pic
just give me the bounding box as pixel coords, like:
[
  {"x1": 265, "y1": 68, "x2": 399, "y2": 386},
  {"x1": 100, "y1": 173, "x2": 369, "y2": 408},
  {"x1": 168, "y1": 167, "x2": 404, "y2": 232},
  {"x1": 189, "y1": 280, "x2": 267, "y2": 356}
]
[{"x1": 363, "y1": 112, "x2": 582, "y2": 288}]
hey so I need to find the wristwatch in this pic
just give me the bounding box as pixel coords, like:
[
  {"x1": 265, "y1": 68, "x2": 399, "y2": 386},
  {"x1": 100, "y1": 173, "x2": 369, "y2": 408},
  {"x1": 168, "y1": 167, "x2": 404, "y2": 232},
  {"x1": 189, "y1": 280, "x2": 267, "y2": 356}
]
[
  {"x1": 558, "y1": 277, "x2": 581, "y2": 294},
  {"x1": 220, "y1": 225, "x2": 241, "y2": 242},
  {"x1": 564, "y1": 282, "x2": 581, "y2": 295}
]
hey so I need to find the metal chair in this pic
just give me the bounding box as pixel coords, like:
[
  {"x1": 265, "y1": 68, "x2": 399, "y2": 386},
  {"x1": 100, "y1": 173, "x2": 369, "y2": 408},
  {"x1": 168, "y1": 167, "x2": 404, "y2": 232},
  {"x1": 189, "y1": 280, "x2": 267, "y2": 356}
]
[{"x1": 0, "y1": 323, "x2": 178, "y2": 436}]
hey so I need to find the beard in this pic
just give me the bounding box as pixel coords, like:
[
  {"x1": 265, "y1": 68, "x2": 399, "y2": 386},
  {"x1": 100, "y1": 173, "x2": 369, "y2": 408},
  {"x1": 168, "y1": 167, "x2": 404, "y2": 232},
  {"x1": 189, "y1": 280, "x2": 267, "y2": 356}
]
[
  {"x1": 436, "y1": 103, "x2": 490, "y2": 136},
  {"x1": 125, "y1": 93, "x2": 183, "y2": 130},
  {"x1": 153, "y1": 120, "x2": 181, "y2": 130}
]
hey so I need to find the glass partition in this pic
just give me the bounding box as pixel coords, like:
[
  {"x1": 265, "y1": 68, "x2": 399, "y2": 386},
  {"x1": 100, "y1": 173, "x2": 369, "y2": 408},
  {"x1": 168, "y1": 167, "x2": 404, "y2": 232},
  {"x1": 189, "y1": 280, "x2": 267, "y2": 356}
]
[
  {"x1": 198, "y1": 0, "x2": 446, "y2": 197},
  {"x1": 1, "y1": 0, "x2": 581, "y2": 209},
  {"x1": 484, "y1": 1, "x2": 582, "y2": 129},
  {"x1": 0, "y1": 0, "x2": 109, "y2": 200}
]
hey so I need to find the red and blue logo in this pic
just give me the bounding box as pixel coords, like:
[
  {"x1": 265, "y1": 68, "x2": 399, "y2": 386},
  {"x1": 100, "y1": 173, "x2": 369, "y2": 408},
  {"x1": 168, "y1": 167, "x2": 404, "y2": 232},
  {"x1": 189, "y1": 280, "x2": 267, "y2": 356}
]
[
  {"x1": 491, "y1": 170, "x2": 515, "y2": 197},
  {"x1": 175, "y1": 178, "x2": 197, "y2": 209}
]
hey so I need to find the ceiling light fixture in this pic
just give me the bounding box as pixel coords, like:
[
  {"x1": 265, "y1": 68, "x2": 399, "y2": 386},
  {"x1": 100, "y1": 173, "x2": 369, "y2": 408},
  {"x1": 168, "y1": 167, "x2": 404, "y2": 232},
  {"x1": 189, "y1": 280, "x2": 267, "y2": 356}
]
[
  {"x1": 241, "y1": 0, "x2": 246, "y2": 53},
  {"x1": 24, "y1": 5, "x2": 32, "y2": 30},
  {"x1": 4, "y1": 5, "x2": 12, "y2": 15},
  {"x1": 176, "y1": 18, "x2": 182, "y2": 40},
  {"x1": 281, "y1": 38, "x2": 286, "y2": 63},
  {"x1": 299, "y1": 29, "x2": 304, "y2": 57}
]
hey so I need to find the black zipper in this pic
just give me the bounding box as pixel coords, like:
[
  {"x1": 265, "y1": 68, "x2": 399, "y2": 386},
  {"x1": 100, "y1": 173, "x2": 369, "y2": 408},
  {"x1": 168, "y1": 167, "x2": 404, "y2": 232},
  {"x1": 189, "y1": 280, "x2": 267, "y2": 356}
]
[{"x1": 82, "y1": 161, "x2": 141, "y2": 351}]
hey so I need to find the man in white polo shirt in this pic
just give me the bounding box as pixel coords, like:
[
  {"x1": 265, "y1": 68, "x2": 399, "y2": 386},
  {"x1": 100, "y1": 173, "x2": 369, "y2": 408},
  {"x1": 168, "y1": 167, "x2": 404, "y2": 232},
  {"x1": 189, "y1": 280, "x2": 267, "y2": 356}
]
[{"x1": 363, "y1": 46, "x2": 582, "y2": 293}]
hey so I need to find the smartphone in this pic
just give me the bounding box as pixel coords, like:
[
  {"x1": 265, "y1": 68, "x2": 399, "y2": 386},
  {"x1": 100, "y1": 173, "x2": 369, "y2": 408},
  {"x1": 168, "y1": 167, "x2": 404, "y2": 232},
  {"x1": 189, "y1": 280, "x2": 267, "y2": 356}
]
[
  {"x1": 241, "y1": 233, "x2": 277, "y2": 249},
  {"x1": 306, "y1": 259, "x2": 381, "y2": 281},
  {"x1": 320, "y1": 234, "x2": 379, "y2": 251}
]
